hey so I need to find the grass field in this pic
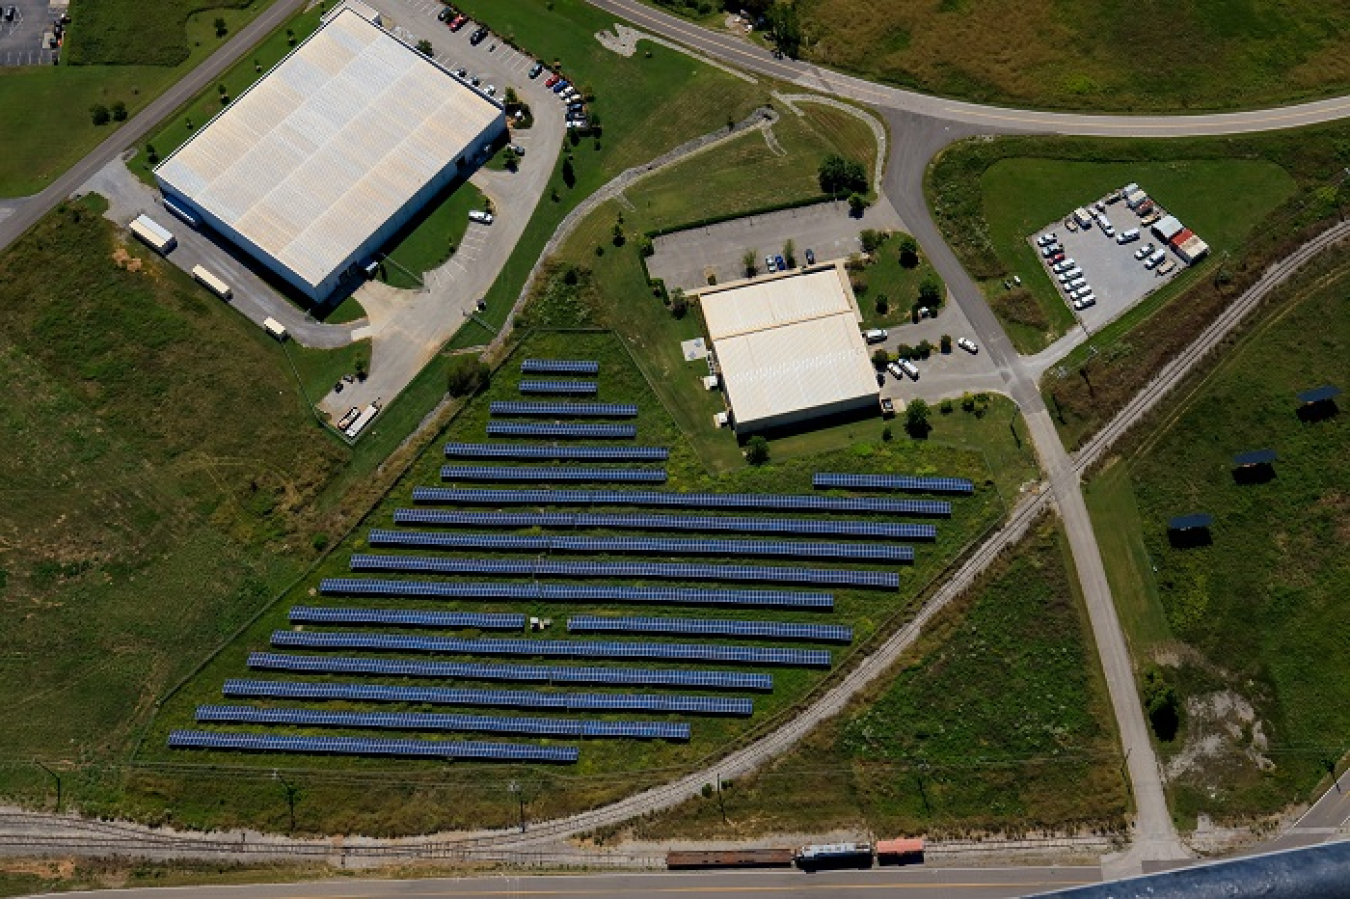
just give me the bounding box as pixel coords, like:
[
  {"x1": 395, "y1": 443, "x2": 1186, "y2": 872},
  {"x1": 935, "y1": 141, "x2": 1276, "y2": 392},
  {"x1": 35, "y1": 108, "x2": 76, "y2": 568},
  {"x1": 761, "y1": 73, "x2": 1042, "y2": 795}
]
[
  {"x1": 1084, "y1": 246, "x2": 1350, "y2": 826},
  {"x1": 627, "y1": 514, "x2": 1128, "y2": 840},
  {"x1": 66, "y1": 0, "x2": 256, "y2": 65},
  {"x1": 377, "y1": 182, "x2": 488, "y2": 290},
  {"x1": 0, "y1": 199, "x2": 350, "y2": 810},
  {"x1": 853, "y1": 232, "x2": 944, "y2": 330},
  {"x1": 791, "y1": 0, "x2": 1350, "y2": 113},
  {"x1": 122, "y1": 327, "x2": 1031, "y2": 836}
]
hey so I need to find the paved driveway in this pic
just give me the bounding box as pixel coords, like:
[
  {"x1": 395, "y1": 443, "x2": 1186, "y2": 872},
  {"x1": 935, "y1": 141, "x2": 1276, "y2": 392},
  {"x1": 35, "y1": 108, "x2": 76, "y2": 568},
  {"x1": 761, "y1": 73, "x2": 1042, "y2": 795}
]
[{"x1": 647, "y1": 199, "x2": 905, "y2": 292}]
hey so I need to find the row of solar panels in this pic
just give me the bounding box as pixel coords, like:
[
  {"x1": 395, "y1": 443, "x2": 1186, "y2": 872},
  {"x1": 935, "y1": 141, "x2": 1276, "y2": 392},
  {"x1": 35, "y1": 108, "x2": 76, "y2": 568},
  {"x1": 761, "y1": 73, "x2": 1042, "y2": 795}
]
[
  {"x1": 519, "y1": 381, "x2": 597, "y2": 395},
  {"x1": 196, "y1": 705, "x2": 690, "y2": 740},
  {"x1": 814, "y1": 472, "x2": 975, "y2": 495},
  {"x1": 567, "y1": 615, "x2": 852, "y2": 643},
  {"x1": 368, "y1": 529, "x2": 911, "y2": 563},
  {"x1": 349, "y1": 554, "x2": 901, "y2": 589},
  {"x1": 248, "y1": 652, "x2": 775, "y2": 691},
  {"x1": 487, "y1": 423, "x2": 637, "y2": 439},
  {"x1": 491, "y1": 402, "x2": 637, "y2": 418},
  {"x1": 289, "y1": 607, "x2": 524, "y2": 630},
  {"x1": 441, "y1": 466, "x2": 668, "y2": 484},
  {"x1": 413, "y1": 488, "x2": 951, "y2": 517},
  {"x1": 521, "y1": 359, "x2": 597, "y2": 375},
  {"x1": 321, "y1": 578, "x2": 834, "y2": 609},
  {"x1": 394, "y1": 509, "x2": 935, "y2": 540},
  {"x1": 224, "y1": 679, "x2": 755, "y2": 715},
  {"x1": 445, "y1": 444, "x2": 669, "y2": 462},
  {"x1": 170, "y1": 730, "x2": 578, "y2": 762},
  {"x1": 272, "y1": 630, "x2": 833, "y2": 667}
]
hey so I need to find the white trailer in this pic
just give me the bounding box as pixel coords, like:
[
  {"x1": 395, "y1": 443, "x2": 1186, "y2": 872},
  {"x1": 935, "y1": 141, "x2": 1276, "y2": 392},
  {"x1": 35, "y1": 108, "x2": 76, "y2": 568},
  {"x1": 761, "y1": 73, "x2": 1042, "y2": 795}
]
[
  {"x1": 129, "y1": 214, "x2": 176, "y2": 254},
  {"x1": 262, "y1": 317, "x2": 289, "y2": 341},
  {"x1": 191, "y1": 265, "x2": 232, "y2": 299},
  {"x1": 344, "y1": 403, "x2": 380, "y2": 439}
]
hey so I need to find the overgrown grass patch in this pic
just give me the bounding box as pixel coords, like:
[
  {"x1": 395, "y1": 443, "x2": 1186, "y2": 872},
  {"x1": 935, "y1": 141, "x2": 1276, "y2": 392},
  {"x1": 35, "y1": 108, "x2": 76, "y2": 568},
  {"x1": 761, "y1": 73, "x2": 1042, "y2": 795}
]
[{"x1": 66, "y1": 0, "x2": 256, "y2": 65}]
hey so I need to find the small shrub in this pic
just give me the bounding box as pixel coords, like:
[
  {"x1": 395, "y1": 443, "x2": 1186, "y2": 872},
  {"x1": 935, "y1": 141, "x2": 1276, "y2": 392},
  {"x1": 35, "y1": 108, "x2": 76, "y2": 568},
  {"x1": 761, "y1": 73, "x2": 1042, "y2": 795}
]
[
  {"x1": 311, "y1": 533, "x2": 329, "y2": 552},
  {"x1": 214, "y1": 16, "x2": 227, "y2": 37},
  {"x1": 859, "y1": 229, "x2": 884, "y2": 253},
  {"x1": 871, "y1": 348, "x2": 889, "y2": 369},
  {"x1": 110, "y1": 101, "x2": 127, "y2": 122},
  {"x1": 881, "y1": 425, "x2": 893, "y2": 442},
  {"x1": 848, "y1": 193, "x2": 868, "y2": 216},
  {"x1": 940, "y1": 334, "x2": 953, "y2": 353},
  {"x1": 898, "y1": 235, "x2": 920, "y2": 268},
  {"x1": 874, "y1": 294, "x2": 889, "y2": 315},
  {"x1": 745, "y1": 436, "x2": 770, "y2": 465},
  {"x1": 916, "y1": 339, "x2": 933, "y2": 359},
  {"x1": 940, "y1": 398, "x2": 954, "y2": 413},
  {"x1": 447, "y1": 356, "x2": 490, "y2": 397},
  {"x1": 89, "y1": 104, "x2": 110, "y2": 126},
  {"x1": 905, "y1": 398, "x2": 931, "y2": 438}
]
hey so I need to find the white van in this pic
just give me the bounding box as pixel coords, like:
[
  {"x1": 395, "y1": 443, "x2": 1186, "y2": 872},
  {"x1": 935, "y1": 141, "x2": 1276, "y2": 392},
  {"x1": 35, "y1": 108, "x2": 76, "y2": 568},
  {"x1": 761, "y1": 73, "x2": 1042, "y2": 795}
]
[
  {"x1": 864, "y1": 329, "x2": 888, "y2": 344},
  {"x1": 1145, "y1": 249, "x2": 1167, "y2": 269},
  {"x1": 469, "y1": 209, "x2": 494, "y2": 224},
  {"x1": 1116, "y1": 228, "x2": 1140, "y2": 244},
  {"x1": 898, "y1": 359, "x2": 919, "y2": 381}
]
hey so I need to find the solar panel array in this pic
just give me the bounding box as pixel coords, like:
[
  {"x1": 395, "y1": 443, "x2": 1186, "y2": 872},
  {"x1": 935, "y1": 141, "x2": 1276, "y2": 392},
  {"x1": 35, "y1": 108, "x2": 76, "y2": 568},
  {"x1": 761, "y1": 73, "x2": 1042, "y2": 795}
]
[
  {"x1": 169, "y1": 729, "x2": 579, "y2": 762},
  {"x1": 271, "y1": 630, "x2": 833, "y2": 667},
  {"x1": 814, "y1": 473, "x2": 975, "y2": 495},
  {"x1": 440, "y1": 466, "x2": 668, "y2": 484},
  {"x1": 196, "y1": 705, "x2": 690, "y2": 741},
  {"x1": 519, "y1": 380, "x2": 598, "y2": 395},
  {"x1": 288, "y1": 607, "x2": 525, "y2": 630},
  {"x1": 444, "y1": 444, "x2": 670, "y2": 462},
  {"x1": 224, "y1": 679, "x2": 755, "y2": 715},
  {"x1": 394, "y1": 509, "x2": 936, "y2": 540},
  {"x1": 368, "y1": 529, "x2": 911, "y2": 563},
  {"x1": 521, "y1": 359, "x2": 598, "y2": 375},
  {"x1": 486, "y1": 422, "x2": 638, "y2": 439},
  {"x1": 247, "y1": 652, "x2": 775, "y2": 691},
  {"x1": 490, "y1": 401, "x2": 638, "y2": 418},
  {"x1": 349, "y1": 554, "x2": 900, "y2": 589},
  {"x1": 568, "y1": 616, "x2": 853, "y2": 643},
  {"x1": 321, "y1": 578, "x2": 834, "y2": 609},
  {"x1": 411, "y1": 488, "x2": 951, "y2": 516}
]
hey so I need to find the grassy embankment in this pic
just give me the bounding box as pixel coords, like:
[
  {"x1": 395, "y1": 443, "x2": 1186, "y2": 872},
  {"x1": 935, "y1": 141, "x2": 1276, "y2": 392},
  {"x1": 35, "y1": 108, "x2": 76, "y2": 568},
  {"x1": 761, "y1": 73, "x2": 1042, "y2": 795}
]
[
  {"x1": 1084, "y1": 243, "x2": 1349, "y2": 828},
  {"x1": 0, "y1": 0, "x2": 275, "y2": 198},
  {"x1": 626, "y1": 514, "x2": 1128, "y2": 840},
  {"x1": 132, "y1": 327, "x2": 1035, "y2": 836},
  {"x1": 0, "y1": 197, "x2": 349, "y2": 810}
]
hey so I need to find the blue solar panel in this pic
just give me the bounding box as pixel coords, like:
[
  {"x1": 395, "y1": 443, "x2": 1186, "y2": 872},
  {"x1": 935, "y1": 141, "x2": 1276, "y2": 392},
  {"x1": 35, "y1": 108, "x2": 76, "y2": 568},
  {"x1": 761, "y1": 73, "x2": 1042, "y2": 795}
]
[
  {"x1": 444, "y1": 444, "x2": 670, "y2": 462},
  {"x1": 519, "y1": 380, "x2": 598, "y2": 395},
  {"x1": 368, "y1": 529, "x2": 911, "y2": 562},
  {"x1": 440, "y1": 466, "x2": 667, "y2": 484},
  {"x1": 490, "y1": 401, "x2": 637, "y2": 418},
  {"x1": 393, "y1": 509, "x2": 936, "y2": 540},
  {"x1": 223, "y1": 679, "x2": 754, "y2": 715},
  {"x1": 196, "y1": 705, "x2": 689, "y2": 741},
  {"x1": 349, "y1": 554, "x2": 900, "y2": 590},
  {"x1": 247, "y1": 653, "x2": 775, "y2": 691},
  {"x1": 486, "y1": 422, "x2": 638, "y2": 440},
  {"x1": 411, "y1": 488, "x2": 950, "y2": 517},
  {"x1": 567, "y1": 616, "x2": 853, "y2": 643},
  {"x1": 168, "y1": 730, "x2": 578, "y2": 762},
  {"x1": 320, "y1": 578, "x2": 833, "y2": 609},
  {"x1": 814, "y1": 472, "x2": 975, "y2": 495},
  {"x1": 288, "y1": 607, "x2": 525, "y2": 630},
  {"x1": 271, "y1": 631, "x2": 833, "y2": 667},
  {"x1": 521, "y1": 359, "x2": 598, "y2": 375}
]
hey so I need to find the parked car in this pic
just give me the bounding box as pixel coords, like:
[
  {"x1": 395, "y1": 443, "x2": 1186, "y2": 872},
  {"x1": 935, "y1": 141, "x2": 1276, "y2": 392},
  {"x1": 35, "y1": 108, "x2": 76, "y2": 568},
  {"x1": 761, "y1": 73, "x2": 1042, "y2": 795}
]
[
  {"x1": 545, "y1": 74, "x2": 560, "y2": 87},
  {"x1": 469, "y1": 26, "x2": 489, "y2": 44},
  {"x1": 804, "y1": 248, "x2": 815, "y2": 265},
  {"x1": 1134, "y1": 243, "x2": 1155, "y2": 260},
  {"x1": 1049, "y1": 251, "x2": 1065, "y2": 264},
  {"x1": 876, "y1": 371, "x2": 887, "y2": 387},
  {"x1": 450, "y1": 14, "x2": 467, "y2": 30},
  {"x1": 552, "y1": 79, "x2": 569, "y2": 93},
  {"x1": 1052, "y1": 259, "x2": 1075, "y2": 273},
  {"x1": 509, "y1": 144, "x2": 525, "y2": 156},
  {"x1": 957, "y1": 337, "x2": 978, "y2": 354},
  {"x1": 528, "y1": 62, "x2": 544, "y2": 79},
  {"x1": 1073, "y1": 294, "x2": 1096, "y2": 309},
  {"x1": 1037, "y1": 232, "x2": 1057, "y2": 246},
  {"x1": 775, "y1": 254, "x2": 786, "y2": 271},
  {"x1": 1040, "y1": 243, "x2": 1061, "y2": 258},
  {"x1": 437, "y1": 6, "x2": 451, "y2": 21},
  {"x1": 764, "y1": 255, "x2": 776, "y2": 273},
  {"x1": 887, "y1": 361, "x2": 904, "y2": 381},
  {"x1": 469, "y1": 209, "x2": 494, "y2": 224},
  {"x1": 864, "y1": 329, "x2": 888, "y2": 344},
  {"x1": 898, "y1": 359, "x2": 920, "y2": 381},
  {"x1": 454, "y1": 67, "x2": 468, "y2": 78},
  {"x1": 484, "y1": 84, "x2": 496, "y2": 96},
  {"x1": 1066, "y1": 277, "x2": 1088, "y2": 291}
]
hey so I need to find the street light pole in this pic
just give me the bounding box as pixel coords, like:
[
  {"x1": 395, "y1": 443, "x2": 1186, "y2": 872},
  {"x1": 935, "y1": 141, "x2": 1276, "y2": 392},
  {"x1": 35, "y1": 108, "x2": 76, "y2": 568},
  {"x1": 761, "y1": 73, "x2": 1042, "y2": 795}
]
[
  {"x1": 34, "y1": 760, "x2": 61, "y2": 813},
  {"x1": 509, "y1": 780, "x2": 525, "y2": 832}
]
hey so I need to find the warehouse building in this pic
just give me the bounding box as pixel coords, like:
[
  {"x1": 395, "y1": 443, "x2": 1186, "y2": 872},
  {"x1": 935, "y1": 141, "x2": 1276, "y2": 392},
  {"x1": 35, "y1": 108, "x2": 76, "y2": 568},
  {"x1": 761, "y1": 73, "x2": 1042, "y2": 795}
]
[
  {"x1": 153, "y1": 8, "x2": 505, "y2": 302},
  {"x1": 701, "y1": 268, "x2": 879, "y2": 434}
]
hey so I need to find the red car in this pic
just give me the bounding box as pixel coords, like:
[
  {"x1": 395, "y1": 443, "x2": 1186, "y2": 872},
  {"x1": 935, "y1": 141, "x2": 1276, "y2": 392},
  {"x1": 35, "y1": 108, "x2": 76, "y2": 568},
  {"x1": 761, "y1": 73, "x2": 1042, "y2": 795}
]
[
  {"x1": 1050, "y1": 252, "x2": 1065, "y2": 264},
  {"x1": 545, "y1": 74, "x2": 560, "y2": 88},
  {"x1": 449, "y1": 14, "x2": 467, "y2": 30}
]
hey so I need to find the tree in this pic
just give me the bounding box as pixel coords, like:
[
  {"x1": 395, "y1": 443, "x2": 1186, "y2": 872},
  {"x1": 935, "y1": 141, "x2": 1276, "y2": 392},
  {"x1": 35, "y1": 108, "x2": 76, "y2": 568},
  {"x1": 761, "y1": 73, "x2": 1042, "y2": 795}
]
[
  {"x1": 502, "y1": 147, "x2": 519, "y2": 171},
  {"x1": 919, "y1": 275, "x2": 942, "y2": 306},
  {"x1": 504, "y1": 86, "x2": 519, "y2": 106},
  {"x1": 89, "y1": 104, "x2": 110, "y2": 126},
  {"x1": 742, "y1": 249, "x2": 758, "y2": 277},
  {"x1": 783, "y1": 239, "x2": 796, "y2": 268},
  {"x1": 745, "y1": 435, "x2": 770, "y2": 465},
  {"x1": 905, "y1": 398, "x2": 931, "y2": 438},
  {"x1": 561, "y1": 156, "x2": 576, "y2": 188},
  {"x1": 916, "y1": 339, "x2": 933, "y2": 359},
  {"x1": 874, "y1": 294, "x2": 889, "y2": 315},
  {"x1": 859, "y1": 229, "x2": 884, "y2": 254},
  {"x1": 847, "y1": 192, "x2": 868, "y2": 216},
  {"x1": 1142, "y1": 667, "x2": 1181, "y2": 741},
  {"x1": 939, "y1": 333, "x2": 953, "y2": 353},
  {"x1": 612, "y1": 220, "x2": 625, "y2": 247},
  {"x1": 447, "y1": 356, "x2": 490, "y2": 397},
  {"x1": 871, "y1": 348, "x2": 889, "y2": 369},
  {"x1": 765, "y1": 1, "x2": 802, "y2": 56},
  {"x1": 818, "y1": 154, "x2": 867, "y2": 196},
  {"x1": 214, "y1": 16, "x2": 227, "y2": 37},
  {"x1": 354, "y1": 356, "x2": 368, "y2": 381},
  {"x1": 110, "y1": 101, "x2": 127, "y2": 121},
  {"x1": 670, "y1": 287, "x2": 688, "y2": 319},
  {"x1": 416, "y1": 39, "x2": 434, "y2": 56},
  {"x1": 145, "y1": 143, "x2": 158, "y2": 164},
  {"x1": 898, "y1": 235, "x2": 919, "y2": 268}
]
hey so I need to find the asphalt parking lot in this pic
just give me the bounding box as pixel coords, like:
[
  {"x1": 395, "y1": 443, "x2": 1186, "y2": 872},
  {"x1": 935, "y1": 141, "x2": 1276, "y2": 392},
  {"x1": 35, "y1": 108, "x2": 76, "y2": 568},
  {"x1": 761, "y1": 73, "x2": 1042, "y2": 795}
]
[
  {"x1": 0, "y1": 0, "x2": 57, "y2": 66},
  {"x1": 1031, "y1": 197, "x2": 1182, "y2": 332}
]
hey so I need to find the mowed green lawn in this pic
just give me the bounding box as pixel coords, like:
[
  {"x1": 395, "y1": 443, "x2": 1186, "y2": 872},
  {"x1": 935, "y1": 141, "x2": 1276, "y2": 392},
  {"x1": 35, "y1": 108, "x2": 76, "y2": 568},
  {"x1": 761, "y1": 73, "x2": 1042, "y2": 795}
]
[
  {"x1": 134, "y1": 327, "x2": 1020, "y2": 836},
  {"x1": 377, "y1": 182, "x2": 488, "y2": 290},
  {"x1": 1085, "y1": 248, "x2": 1350, "y2": 825},
  {"x1": 794, "y1": 0, "x2": 1350, "y2": 113},
  {"x1": 633, "y1": 515, "x2": 1127, "y2": 839},
  {"x1": 0, "y1": 199, "x2": 348, "y2": 807},
  {"x1": 0, "y1": 3, "x2": 273, "y2": 198},
  {"x1": 975, "y1": 156, "x2": 1295, "y2": 352}
]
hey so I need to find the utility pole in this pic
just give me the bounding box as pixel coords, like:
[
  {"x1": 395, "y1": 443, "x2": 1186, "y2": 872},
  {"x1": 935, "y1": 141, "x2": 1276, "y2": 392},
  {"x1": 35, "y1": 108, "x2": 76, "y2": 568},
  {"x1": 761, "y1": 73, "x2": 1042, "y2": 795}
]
[
  {"x1": 716, "y1": 774, "x2": 727, "y2": 824},
  {"x1": 508, "y1": 780, "x2": 525, "y2": 832},
  {"x1": 34, "y1": 760, "x2": 61, "y2": 813},
  {"x1": 273, "y1": 771, "x2": 300, "y2": 832}
]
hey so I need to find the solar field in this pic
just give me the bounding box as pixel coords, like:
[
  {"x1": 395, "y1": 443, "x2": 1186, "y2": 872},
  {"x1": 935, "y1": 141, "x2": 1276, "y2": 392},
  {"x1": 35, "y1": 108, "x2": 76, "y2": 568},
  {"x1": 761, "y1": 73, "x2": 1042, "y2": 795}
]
[{"x1": 149, "y1": 332, "x2": 1004, "y2": 803}]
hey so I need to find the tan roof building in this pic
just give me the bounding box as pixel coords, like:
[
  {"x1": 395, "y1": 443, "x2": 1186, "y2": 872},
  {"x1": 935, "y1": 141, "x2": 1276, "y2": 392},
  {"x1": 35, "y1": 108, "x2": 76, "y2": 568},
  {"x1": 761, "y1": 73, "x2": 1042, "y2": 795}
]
[
  {"x1": 154, "y1": 8, "x2": 505, "y2": 300},
  {"x1": 701, "y1": 268, "x2": 879, "y2": 433}
]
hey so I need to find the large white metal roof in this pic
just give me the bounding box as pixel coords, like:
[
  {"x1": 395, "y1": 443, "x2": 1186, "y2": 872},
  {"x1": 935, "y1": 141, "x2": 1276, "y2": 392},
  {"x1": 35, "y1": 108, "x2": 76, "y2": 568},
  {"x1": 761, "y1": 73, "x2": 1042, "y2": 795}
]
[
  {"x1": 701, "y1": 269, "x2": 878, "y2": 429},
  {"x1": 155, "y1": 9, "x2": 501, "y2": 290}
]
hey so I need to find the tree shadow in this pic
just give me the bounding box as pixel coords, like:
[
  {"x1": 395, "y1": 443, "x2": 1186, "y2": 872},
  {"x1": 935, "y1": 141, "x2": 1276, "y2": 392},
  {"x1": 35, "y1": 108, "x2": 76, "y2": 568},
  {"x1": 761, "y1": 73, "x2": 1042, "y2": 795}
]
[
  {"x1": 1232, "y1": 463, "x2": 1276, "y2": 486},
  {"x1": 1167, "y1": 527, "x2": 1212, "y2": 550},
  {"x1": 1297, "y1": 400, "x2": 1340, "y2": 423}
]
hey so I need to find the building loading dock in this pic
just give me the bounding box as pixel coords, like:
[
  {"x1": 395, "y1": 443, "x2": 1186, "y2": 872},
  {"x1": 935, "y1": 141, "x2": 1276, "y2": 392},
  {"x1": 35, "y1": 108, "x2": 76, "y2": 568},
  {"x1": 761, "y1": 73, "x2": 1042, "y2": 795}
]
[
  {"x1": 700, "y1": 268, "x2": 879, "y2": 434},
  {"x1": 153, "y1": 7, "x2": 505, "y2": 302}
]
